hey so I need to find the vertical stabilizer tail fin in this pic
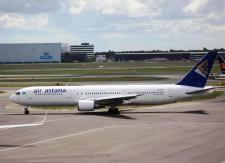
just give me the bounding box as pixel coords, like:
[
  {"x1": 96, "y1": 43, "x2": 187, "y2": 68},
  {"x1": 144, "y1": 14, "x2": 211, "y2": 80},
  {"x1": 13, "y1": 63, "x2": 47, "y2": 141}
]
[
  {"x1": 218, "y1": 55, "x2": 225, "y2": 74},
  {"x1": 176, "y1": 50, "x2": 217, "y2": 88}
]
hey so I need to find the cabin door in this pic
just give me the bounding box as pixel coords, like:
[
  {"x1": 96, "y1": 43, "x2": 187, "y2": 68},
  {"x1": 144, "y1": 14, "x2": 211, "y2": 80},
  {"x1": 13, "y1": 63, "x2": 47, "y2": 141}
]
[{"x1": 168, "y1": 89, "x2": 174, "y2": 97}]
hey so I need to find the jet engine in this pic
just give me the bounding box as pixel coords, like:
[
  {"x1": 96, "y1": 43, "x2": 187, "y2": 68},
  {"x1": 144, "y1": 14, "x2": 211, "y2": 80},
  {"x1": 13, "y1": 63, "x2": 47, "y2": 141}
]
[{"x1": 78, "y1": 100, "x2": 95, "y2": 111}]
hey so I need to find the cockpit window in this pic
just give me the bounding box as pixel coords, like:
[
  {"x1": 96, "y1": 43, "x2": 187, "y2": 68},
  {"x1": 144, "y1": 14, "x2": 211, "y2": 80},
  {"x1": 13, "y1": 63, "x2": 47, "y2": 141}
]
[
  {"x1": 22, "y1": 92, "x2": 27, "y2": 95},
  {"x1": 16, "y1": 92, "x2": 20, "y2": 95}
]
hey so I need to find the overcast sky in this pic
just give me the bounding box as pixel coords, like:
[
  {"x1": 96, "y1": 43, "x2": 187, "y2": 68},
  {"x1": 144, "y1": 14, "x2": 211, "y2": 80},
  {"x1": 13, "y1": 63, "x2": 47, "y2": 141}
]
[{"x1": 0, "y1": 0, "x2": 224, "y2": 51}]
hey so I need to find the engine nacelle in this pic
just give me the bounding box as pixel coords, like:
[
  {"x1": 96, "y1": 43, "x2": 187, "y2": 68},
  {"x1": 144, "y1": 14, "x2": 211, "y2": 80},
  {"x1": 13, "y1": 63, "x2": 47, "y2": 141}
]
[{"x1": 78, "y1": 100, "x2": 95, "y2": 111}]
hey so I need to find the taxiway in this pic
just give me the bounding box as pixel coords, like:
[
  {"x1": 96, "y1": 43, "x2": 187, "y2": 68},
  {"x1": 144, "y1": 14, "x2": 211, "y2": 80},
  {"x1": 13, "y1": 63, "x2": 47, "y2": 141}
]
[{"x1": 0, "y1": 88, "x2": 225, "y2": 163}]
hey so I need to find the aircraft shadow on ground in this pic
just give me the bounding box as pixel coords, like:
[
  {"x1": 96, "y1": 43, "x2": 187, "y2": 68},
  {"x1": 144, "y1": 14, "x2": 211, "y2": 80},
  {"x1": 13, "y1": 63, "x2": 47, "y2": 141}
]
[
  {"x1": 120, "y1": 110, "x2": 209, "y2": 115},
  {"x1": 3, "y1": 111, "x2": 136, "y2": 120},
  {"x1": 0, "y1": 144, "x2": 33, "y2": 148},
  {"x1": 76, "y1": 111, "x2": 136, "y2": 120},
  {"x1": 75, "y1": 109, "x2": 208, "y2": 119},
  {"x1": 3, "y1": 109, "x2": 208, "y2": 120}
]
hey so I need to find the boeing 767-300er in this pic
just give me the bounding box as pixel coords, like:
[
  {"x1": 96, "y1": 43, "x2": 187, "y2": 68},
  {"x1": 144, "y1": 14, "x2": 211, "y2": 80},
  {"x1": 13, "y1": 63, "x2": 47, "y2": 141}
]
[{"x1": 9, "y1": 51, "x2": 217, "y2": 115}]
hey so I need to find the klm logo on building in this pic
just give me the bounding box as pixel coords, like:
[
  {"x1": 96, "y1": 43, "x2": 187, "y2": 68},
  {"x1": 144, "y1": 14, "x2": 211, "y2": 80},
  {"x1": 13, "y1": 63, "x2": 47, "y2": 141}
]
[{"x1": 40, "y1": 52, "x2": 53, "y2": 60}]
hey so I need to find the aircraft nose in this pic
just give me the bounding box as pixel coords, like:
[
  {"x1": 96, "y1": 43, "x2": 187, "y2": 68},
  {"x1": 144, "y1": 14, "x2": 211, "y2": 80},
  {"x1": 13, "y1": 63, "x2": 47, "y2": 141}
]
[{"x1": 9, "y1": 94, "x2": 16, "y2": 102}]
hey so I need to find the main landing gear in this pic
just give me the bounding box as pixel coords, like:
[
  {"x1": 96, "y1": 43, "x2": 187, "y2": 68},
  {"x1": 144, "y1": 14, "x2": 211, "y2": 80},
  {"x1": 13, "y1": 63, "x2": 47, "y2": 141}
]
[
  {"x1": 108, "y1": 106, "x2": 120, "y2": 115},
  {"x1": 24, "y1": 107, "x2": 30, "y2": 115}
]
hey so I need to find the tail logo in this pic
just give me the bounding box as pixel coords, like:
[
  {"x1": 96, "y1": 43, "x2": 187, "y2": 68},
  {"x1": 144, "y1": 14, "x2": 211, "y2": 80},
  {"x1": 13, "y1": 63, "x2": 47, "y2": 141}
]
[
  {"x1": 221, "y1": 63, "x2": 225, "y2": 69},
  {"x1": 194, "y1": 60, "x2": 209, "y2": 78}
]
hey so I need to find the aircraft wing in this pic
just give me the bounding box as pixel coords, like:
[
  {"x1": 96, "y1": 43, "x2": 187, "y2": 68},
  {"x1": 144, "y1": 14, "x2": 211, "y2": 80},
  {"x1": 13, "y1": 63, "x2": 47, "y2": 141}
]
[
  {"x1": 93, "y1": 94, "x2": 140, "y2": 105},
  {"x1": 0, "y1": 111, "x2": 47, "y2": 129}
]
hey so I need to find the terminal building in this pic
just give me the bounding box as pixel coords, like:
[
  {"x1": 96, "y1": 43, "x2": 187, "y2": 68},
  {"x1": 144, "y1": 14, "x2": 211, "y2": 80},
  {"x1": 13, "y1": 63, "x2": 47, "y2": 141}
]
[
  {"x1": 115, "y1": 51, "x2": 225, "y2": 62},
  {"x1": 69, "y1": 43, "x2": 94, "y2": 62},
  {"x1": 0, "y1": 43, "x2": 69, "y2": 64},
  {"x1": 115, "y1": 52, "x2": 190, "y2": 62}
]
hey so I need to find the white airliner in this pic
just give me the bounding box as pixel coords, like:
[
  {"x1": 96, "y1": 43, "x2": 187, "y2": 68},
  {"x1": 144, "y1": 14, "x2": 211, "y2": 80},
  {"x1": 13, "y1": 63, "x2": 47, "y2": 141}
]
[{"x1": 9, "y1": 51, "x2": 217, "y2": 114}]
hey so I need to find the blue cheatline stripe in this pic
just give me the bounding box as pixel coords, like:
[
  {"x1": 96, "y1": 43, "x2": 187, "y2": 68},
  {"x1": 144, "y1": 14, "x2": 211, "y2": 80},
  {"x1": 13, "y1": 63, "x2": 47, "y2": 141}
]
[{"x1": 176, "y1": 50, "x2": 217, "y2": 88}]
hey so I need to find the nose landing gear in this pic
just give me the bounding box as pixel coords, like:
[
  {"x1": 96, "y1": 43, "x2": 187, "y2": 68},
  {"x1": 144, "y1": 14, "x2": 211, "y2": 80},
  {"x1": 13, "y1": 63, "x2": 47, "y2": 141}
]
[{"x1": 24, "y1": 107, "x2": 29, "y2": 115}]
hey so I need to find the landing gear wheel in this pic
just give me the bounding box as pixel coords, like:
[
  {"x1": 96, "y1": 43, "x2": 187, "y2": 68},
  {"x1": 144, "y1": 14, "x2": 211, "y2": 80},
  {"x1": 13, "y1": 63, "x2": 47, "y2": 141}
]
[
  {"x1": 114, "y1": 108, "x2": 120, "y2": 115},
  {"x1": 108, "y1": 107, "x2": 120, "y2": 115},
  {"x1": 24, "y1": 107, "x2": 29, "y2": 115}
]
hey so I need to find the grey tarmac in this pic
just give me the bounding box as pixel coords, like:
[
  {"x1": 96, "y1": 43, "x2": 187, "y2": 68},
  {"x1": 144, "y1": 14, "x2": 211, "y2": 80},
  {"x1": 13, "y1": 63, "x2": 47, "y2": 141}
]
[{"x1": 0, "y1": 88, "x2": 225, "y2": 163}]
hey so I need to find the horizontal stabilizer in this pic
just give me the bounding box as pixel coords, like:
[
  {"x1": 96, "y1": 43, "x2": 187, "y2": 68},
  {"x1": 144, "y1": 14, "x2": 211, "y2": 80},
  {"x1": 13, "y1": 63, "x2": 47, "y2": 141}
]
[{"x1": 186, "y1": 87, "x2": 214, "y2": 95}]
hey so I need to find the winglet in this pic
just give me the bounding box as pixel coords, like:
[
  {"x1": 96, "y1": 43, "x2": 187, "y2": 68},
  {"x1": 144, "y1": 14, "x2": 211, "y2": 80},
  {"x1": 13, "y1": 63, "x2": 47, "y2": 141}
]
[{"x1": 176, "y1": 50, "x2": 217, "y2": 88}]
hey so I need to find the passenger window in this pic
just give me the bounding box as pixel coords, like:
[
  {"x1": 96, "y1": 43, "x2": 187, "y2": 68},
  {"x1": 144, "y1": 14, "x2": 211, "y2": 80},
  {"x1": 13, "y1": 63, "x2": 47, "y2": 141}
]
[{"x1": 16, "y1": 92, "x2": 20, "y2": 95}]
